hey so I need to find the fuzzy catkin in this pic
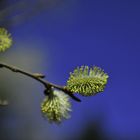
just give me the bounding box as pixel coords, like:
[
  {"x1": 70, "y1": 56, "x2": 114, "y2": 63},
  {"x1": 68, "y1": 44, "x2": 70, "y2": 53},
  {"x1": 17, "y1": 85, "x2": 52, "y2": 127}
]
[
  {"x1": 0, "y1": 28, "x2": 12, "y2": 52},
  {"x1": 41, "y1": 89, "x2": 71, "y2": 123},
  {"x1": 66, "y1": 66, "x2": 109, "y2": 96}
]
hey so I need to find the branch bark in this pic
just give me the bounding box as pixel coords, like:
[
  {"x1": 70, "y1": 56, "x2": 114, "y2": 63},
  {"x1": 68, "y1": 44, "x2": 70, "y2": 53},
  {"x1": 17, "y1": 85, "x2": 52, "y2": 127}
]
[{"x1": 0, "y1": 62, "x2": 81, "y2": 102}]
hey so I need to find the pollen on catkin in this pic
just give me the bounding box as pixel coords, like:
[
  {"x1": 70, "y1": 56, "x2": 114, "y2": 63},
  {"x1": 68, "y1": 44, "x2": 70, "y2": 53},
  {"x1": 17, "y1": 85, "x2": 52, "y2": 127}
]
[
  {"x1": 0, "y1": 28, "x2": 12, "y2": 52},
  {"x1": 66, "y1": 66, "x2": 109, "y2": 96},
  {"x1": 41, "y1": 89, "x2": 71, "y2": 123}
]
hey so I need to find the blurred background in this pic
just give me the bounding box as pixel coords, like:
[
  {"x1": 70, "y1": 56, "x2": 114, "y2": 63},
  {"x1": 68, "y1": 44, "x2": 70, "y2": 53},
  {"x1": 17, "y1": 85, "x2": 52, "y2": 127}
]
[{"x1": 0, "y1": 0, "x2": 140, "y2": 140}]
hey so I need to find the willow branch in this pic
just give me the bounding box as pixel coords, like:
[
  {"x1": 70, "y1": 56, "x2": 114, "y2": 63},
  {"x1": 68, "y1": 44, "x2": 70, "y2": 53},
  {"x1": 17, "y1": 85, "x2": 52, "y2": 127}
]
[{"x1": 0, "y1": 62, "x2": 81, "y2": 102}]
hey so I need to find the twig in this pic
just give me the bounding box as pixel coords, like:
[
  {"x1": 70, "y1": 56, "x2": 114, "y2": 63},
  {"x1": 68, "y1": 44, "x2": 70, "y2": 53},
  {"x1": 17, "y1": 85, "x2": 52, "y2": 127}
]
[{"x1": 0, "y1": 62, "x2": 81, "y2": 102}]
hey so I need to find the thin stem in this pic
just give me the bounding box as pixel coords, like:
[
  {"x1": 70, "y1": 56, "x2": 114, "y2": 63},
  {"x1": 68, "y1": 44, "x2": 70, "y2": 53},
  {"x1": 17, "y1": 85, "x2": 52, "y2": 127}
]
[{"x1": 0, "y1": 62, "x2": 81, "y2": 102}]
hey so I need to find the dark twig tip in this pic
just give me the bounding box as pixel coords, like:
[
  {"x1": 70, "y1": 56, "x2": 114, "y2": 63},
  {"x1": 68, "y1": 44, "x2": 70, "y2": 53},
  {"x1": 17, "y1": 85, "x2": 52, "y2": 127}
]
[{"x1": 0, "y1": 64, "x2": 3, "y2": 68}]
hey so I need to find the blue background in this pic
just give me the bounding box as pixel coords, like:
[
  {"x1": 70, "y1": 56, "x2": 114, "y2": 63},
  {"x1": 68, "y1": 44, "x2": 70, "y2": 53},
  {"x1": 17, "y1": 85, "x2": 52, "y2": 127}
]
[{"x1": 1, "y1": 0, "x2": 140, "y2": 139}]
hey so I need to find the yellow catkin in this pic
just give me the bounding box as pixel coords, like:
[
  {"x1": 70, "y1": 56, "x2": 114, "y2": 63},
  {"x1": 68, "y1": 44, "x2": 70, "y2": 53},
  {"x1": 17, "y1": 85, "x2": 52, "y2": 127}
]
[
  {"x1": 66, "y1": 66, "x2": 109, "y2": 96},
  {"x1": 0, "y1": 28, "x2": 12, "y2": 52}
]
